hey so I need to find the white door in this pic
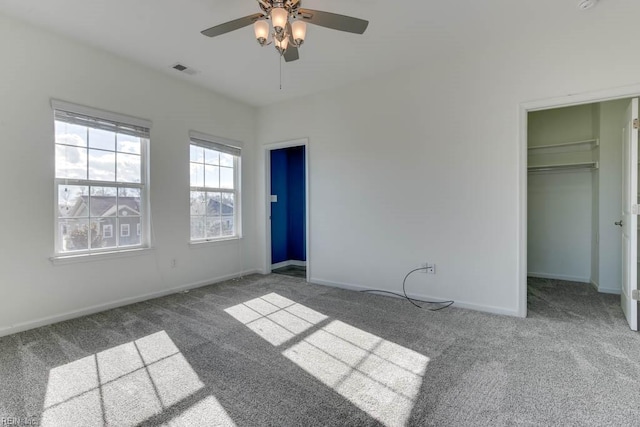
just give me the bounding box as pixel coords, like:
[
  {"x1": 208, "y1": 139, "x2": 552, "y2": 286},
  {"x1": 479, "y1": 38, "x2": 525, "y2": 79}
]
[{"x1": 621, "y1": 98, "x2": 638, "y2": 331}]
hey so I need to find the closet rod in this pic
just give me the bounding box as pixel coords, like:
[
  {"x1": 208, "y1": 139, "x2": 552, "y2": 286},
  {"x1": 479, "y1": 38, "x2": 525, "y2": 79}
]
[{"x1": 527, "y1": 161, "x2": 598, "y2": 173}]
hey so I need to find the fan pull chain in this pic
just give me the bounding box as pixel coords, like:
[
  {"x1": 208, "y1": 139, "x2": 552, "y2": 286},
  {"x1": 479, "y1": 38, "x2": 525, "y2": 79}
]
[{"x1": 279, "y1": 54, "x2": 282, "y2": 90}]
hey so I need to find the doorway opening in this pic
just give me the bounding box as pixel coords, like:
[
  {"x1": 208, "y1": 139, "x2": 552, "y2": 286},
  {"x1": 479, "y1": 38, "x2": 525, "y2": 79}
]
[
  {"x1": 265, "y1": 140, "x2": 309, "y2": 281},
  {"x1": 525, "y1": 97, "x2": 639, "y2": 330}
]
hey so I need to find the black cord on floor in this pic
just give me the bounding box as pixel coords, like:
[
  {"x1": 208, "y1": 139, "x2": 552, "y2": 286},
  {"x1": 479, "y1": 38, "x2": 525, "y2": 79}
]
[{"x1": 360, "y1": 267, "x2": 454, "y2": 311}]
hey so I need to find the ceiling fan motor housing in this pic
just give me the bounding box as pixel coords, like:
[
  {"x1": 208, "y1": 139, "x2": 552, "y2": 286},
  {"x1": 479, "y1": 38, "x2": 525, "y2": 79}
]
[{"x1": 258, "y1": 0, "x2": 302, "y2": 16}]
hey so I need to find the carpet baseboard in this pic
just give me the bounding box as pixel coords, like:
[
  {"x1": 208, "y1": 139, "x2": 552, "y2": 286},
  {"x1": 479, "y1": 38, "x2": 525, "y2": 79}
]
[
  {"x1": 271, "y1": 260, "x2": 307, "y2": 269},
  {"x1": 527, "y1": 272, "x2": 590, "y2": 283},
  {"x1": 0, "y1": 269, "x2": 259, "y2": 338},
  {"x1": 310, "y1": 277, "x2": 520, "y2": 317},
  {"x1": 596, "y1": 286, "x2": 622, "y2": 295}
]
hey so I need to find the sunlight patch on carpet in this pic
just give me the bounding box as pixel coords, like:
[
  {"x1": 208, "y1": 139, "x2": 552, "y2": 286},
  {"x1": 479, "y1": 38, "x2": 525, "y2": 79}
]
[
  {"x1": 41, "y1": 330, "x2": 235, "y2": 427},
  {"x1": 225, "y1": 293, "x2": 429, "y2": 426}
]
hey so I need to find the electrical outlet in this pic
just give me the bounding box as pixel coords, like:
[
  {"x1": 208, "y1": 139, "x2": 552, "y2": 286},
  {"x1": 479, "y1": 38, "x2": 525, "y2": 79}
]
[{"x1": 425, "y1": 263, "x2": 436, "y2": 274}]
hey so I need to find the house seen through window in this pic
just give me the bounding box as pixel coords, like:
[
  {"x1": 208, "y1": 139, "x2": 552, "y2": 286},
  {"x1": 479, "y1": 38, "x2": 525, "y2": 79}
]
[
  {"x1": 54, "y1": 101, "x2": 150, "y2": 254},
  {"x1": 189, "y1": 134, "x2": 240, "y2": 241}
]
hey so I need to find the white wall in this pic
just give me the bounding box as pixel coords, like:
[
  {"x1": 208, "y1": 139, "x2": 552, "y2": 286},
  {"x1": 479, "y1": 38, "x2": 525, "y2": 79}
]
[
  {"x1": 591, "y1": 104, "x2": 601, "y2": 290},
  {"x1": 0, "y1": 14, "x2": 258, "y2": 336},
  {"x1": 527, "y1": 171, "x2": 593, "y2": 282},
  {"x1": 256, "y1": 1, "x2": 640, "y2": 316},
  {"x1": 527, "y1": 105, "x2": 596, "y2": 283},
  {"x1": 597, "y1": 99, "x2": 628, "y2": 293}
]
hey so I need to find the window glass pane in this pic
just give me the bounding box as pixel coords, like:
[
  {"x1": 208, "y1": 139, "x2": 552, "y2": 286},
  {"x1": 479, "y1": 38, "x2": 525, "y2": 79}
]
[
  {"x1": 190, "y1": 146, "x2": 204, "y2": 162},
  {"x1": 118, "y1": 188, "x2": 141, "y2": 217},
  {"x1": 56, "y1": 145, "x2": 87, "y2": 179},
  {"x1": 99, "y1": 220, "x2": 117, "y2": 249},
  {"x1": 117, "y1": 153, "x2": 141, "y2": 183},
  {"x1": 205, "y1": 165, "x2": 219, "y2": 188},
  {"x1": 88, "y1": 149, "x2": 116, "y2": 181},
  {"x1": 205, "y1": 149, "x2": 219, "y2": 165},
  {"x1": 63, "y1": 219, "x2": 91, "y2": 251},
  {"x1": 220, "y1": 167, "x2": 234, "y2": 189},
  {"x1": 220, "y1": 152, "x2": 233, "y2": 167},
  {"x1": 117, "y1": 134, "x2": 141, "y2": 154},
  {"x1": 89, "y1": 220, "x2": 107, "y2": 250},
  {"x1": 100, "y1": 224, "x2": 115, "y2": 241},
  {"x1": 58, "y1": 185, "x2": 89, "y2": 218},
  {"x1": 55, "y1": 121, "x2": 87, "y2": 147},
  {"x1": 89, "y1": 128, "x2": 115, "y2": 151},
  {"x1": 190, "y1": 191, "x2": 205, "y2": 215},
  {"x1": 119, "y1": 218, "x2": 140, "y2": 246},
  {"x1": 191, "y1": 216, "x2": 205, "y2": 240},
  {"x1": 206, "y1": 192, "x2": 221, "y2": 216},
  {"x1": 206, "y1": 217, "x2": 221, "y2": 239},
  {"x1": 190, "y1": 163, "x2": 204, "y2": 187},
  {"x1": 221, "y1": 193, "x2": 234, "y2": 236},
  {"x1": 90, "y1": 187, "x2": 117, "y2": 217}
]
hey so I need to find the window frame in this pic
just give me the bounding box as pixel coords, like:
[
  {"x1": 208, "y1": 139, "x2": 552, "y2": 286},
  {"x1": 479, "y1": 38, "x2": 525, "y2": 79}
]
[
  {"x1": 52, "y1": 100, "x2": 151, "y2": 256},
  {"x1": 189, "y1": 131, "x2": 242, "y2": 243}
]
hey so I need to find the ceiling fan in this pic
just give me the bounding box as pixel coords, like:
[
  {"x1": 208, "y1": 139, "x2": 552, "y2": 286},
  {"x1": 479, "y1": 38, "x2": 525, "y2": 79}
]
[{"x1": 201, "y1": 0, "x2": 369, "y2": 62}]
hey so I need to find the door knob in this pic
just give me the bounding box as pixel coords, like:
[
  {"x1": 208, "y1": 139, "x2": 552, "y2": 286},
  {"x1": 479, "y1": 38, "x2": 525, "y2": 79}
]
[{"x1": 615, "y1": 220, "x2": 624, "y2": 227}]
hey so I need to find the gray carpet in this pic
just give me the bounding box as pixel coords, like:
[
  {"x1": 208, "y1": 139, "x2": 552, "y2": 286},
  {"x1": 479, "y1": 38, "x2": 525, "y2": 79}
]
[{"x1": 1, "y1": 274, "x2": 640, "y2": 426}]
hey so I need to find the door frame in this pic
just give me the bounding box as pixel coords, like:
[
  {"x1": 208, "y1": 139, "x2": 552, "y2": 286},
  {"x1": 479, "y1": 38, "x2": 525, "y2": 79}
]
[
  {"x1": 518, "y1": 84, "x2": 640, "y2": 318},
  {"x1": 264, "y1": 138, "x2": 310, "y2": 282}
]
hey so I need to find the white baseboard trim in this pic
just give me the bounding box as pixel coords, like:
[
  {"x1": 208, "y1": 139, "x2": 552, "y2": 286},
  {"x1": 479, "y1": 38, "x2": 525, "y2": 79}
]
[
  {"x1": 271, "y1": 260, "x2": 307, "y2": 269},
  {"x1": 527, "y1": 272, "x2": 591, "y2": 284},
  {"x1": 309, "y1": 277, "x2": 521, "y2": 317},
  {"x1": 0, "y1": 269, "x2": 259, "y2": 338},
  {"x1": 596, "y1": 286, "x2": 622, "y2": 295}
]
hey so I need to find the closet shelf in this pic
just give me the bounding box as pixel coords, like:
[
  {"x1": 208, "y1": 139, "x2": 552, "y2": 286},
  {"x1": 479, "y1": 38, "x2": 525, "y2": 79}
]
[
  {"x1": 528, "y1": 139, "x2": 599, "y2": 152},
  {"x1": 528, "y1": 161, "x2": 598, "y2": 173}
]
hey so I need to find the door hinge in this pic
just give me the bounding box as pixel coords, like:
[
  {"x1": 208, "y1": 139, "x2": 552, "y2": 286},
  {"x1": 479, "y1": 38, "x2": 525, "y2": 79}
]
[
  {"x1": 634, "y1": 118, "x2": 639, "y2": 130},
  {"x1": 632, "y1": 289, "x2": 639, "y2": 301}
]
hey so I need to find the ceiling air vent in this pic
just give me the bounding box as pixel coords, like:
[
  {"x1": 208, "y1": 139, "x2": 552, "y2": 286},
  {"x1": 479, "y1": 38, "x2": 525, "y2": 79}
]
[{"x1": 172, "y1": 63, "x2": 197, "y2": 75}]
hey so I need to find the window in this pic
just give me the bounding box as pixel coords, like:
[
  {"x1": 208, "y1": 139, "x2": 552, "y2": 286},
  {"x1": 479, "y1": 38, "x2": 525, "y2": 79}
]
[
  {"x1": 189, "y1": 132, "x2": 241, "y2": 241},
  {"x1": 103, "y1": 224, "x2": 113, "y2": 239},
  {"x1": 53, "y1": 100, "x2": 150, "y2": 254},
  {"x1": 120, "y1": 224, "x2": 130, "y2": 237}
]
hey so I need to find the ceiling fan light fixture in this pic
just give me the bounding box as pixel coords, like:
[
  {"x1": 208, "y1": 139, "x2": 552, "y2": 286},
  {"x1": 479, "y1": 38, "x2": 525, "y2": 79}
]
[
  {"x1": 275, "y1": 36, "x2": 289, "y2": 55},
  {"x1": 270, "y1": 7, "x2": 288, "y2": 33},
  {"x1": 200, "y1": 0, "x2": 370, "y2": 64},
  {"x1": 254, "y1": 19, "x2": 269, "y2": 46},
  {"x1": 291, "y1": 20, "x2": 307, "y2": 45}
]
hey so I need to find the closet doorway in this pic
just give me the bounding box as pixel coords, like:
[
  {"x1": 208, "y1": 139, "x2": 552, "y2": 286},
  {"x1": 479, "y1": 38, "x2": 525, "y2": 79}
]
[
  {"x1": 526, "y1": 98, "x2": 639, "y2": 330},
  {"x1": 265, "y1": 139, "x2": 310, "y2": 281}
]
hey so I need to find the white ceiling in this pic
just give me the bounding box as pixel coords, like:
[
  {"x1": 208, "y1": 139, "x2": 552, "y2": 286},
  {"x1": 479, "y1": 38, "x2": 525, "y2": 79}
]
[{"x1": 0, "y1": 0, "x2": 611, "y2": 107}]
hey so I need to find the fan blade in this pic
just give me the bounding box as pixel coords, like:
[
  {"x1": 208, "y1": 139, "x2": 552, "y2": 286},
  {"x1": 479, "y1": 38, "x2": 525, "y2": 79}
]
[
  {"x1": 298, "y1": 9, "x2": 369, "y2": 34},
  {"x1": 283, "y1": 22, "x2": 299, "y2": 62},
  {"x1": 284, "y1": 46, "x2": 299, "y2": 62},
  {"x1": 201, "y1": 13, "x2": 264, "y2": 38}
]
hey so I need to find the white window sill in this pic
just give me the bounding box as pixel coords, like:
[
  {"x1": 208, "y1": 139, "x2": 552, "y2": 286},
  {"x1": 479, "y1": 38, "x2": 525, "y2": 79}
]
[
  {"x1": 189, "y1": 236, "x2": 242, "y2": 248},
  {"x1": 50, "y1": 247, "x2": 155, "y2": 265}
]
